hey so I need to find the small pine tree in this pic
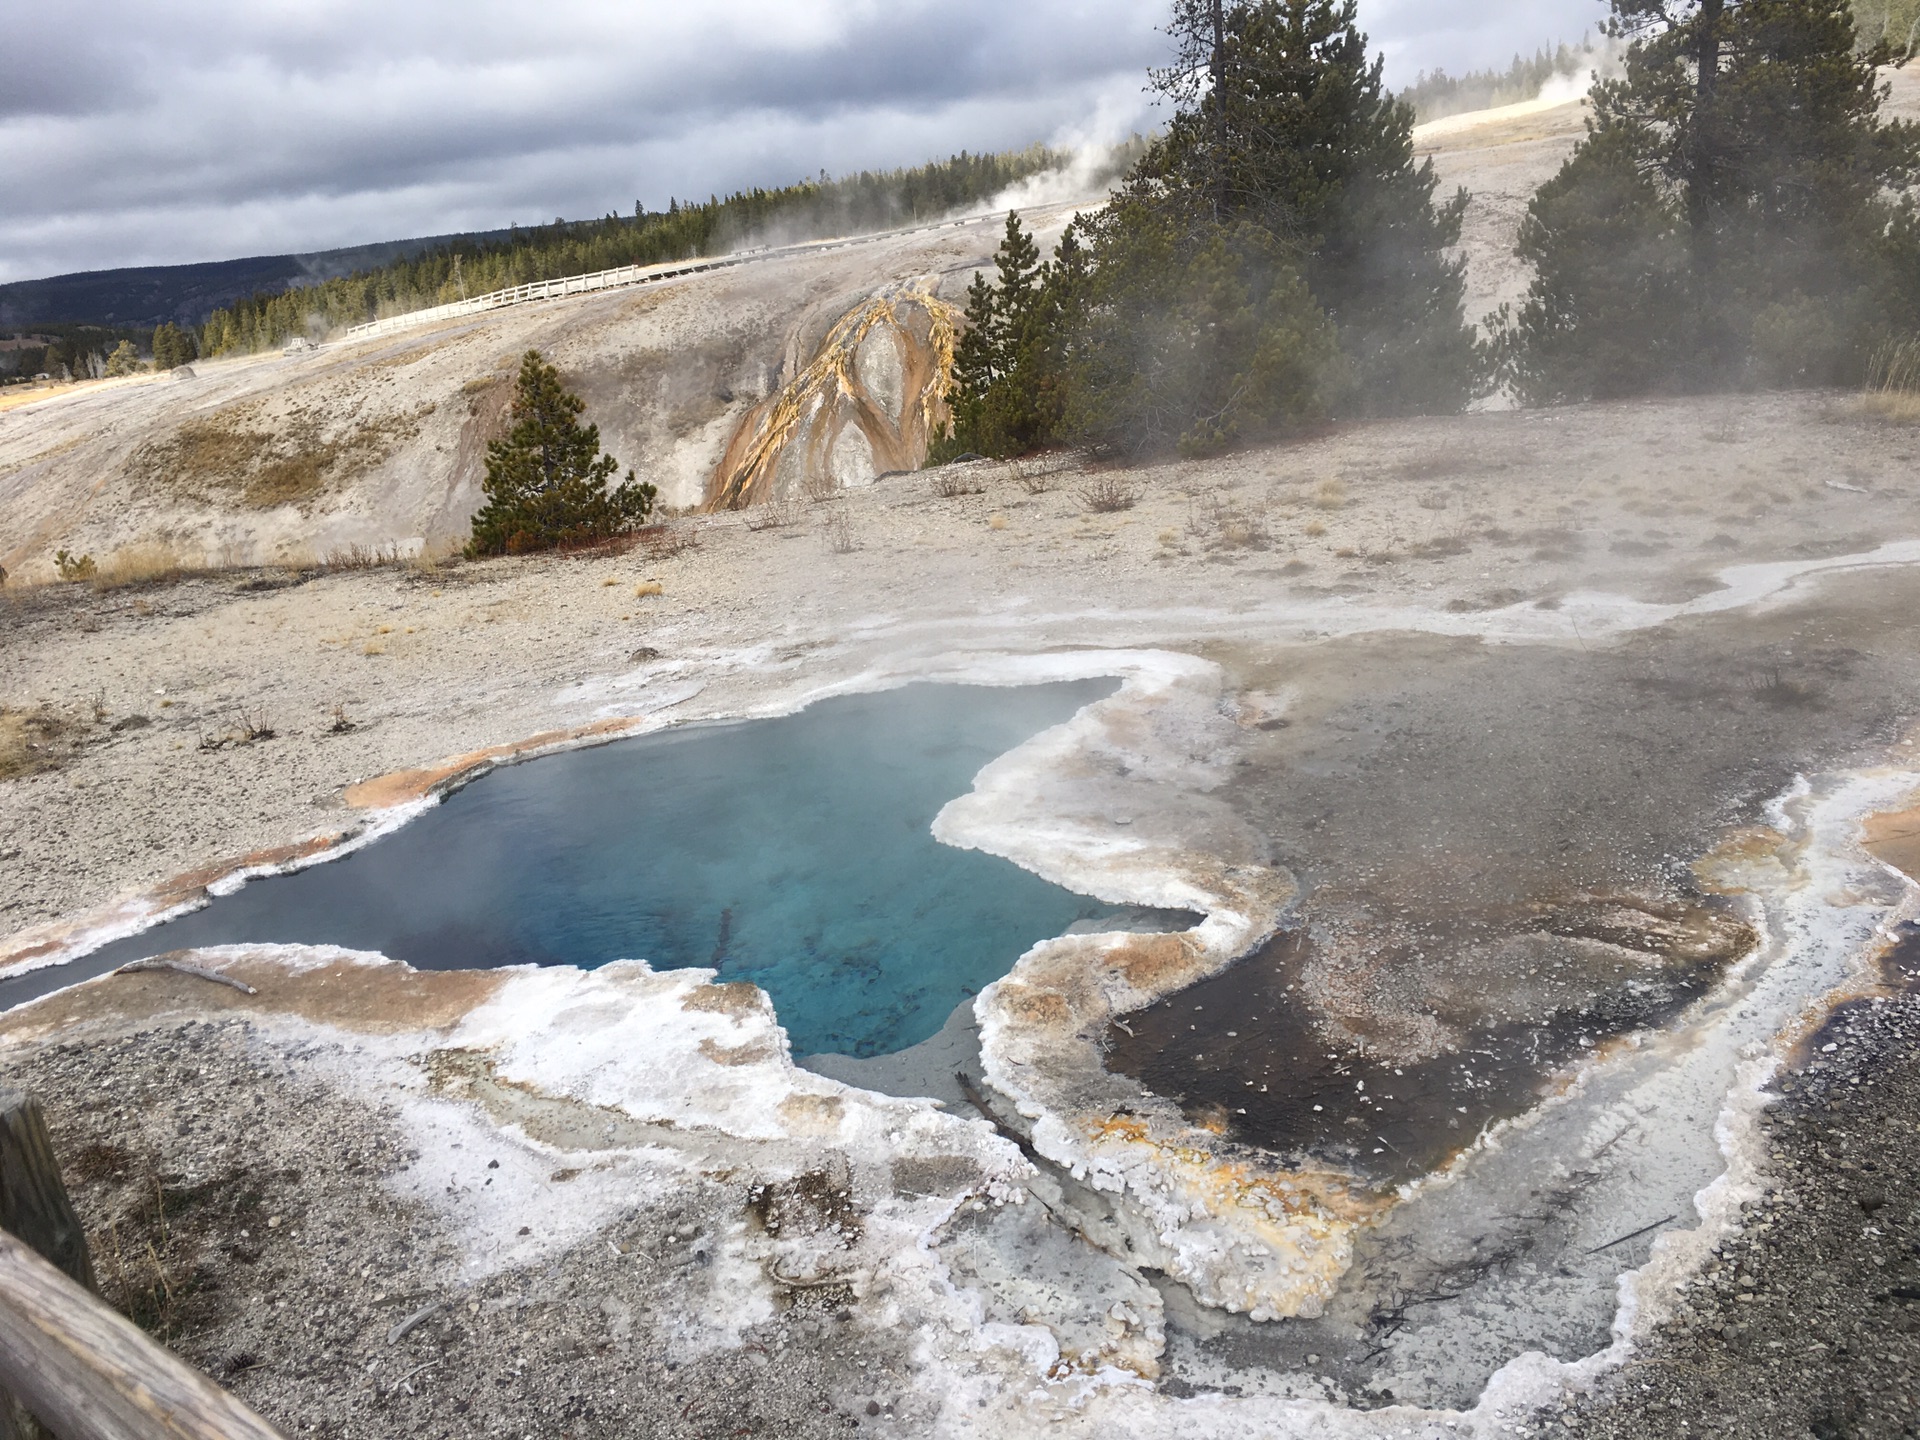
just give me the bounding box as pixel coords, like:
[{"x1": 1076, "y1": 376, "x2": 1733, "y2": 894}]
[
  {"x1": 103, "y1": 340, "x2": 143, "y2": 377},
  {"x1": 936, "y1": 213, "x2": 1073, "y2": 459},
  {"x1": 466, "y1": 351, "x2": 656, "y2": 557}
]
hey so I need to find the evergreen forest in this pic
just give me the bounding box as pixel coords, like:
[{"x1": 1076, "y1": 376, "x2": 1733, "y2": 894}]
[
  {"x1": 943, "y1": 0, "x2": 1920, "y2": 464},
  {"x1": 1400, "y1": 40, "x2": 1610, "y2": 121},
  {"x1": 195, "y1": 147, "x2": 1076, "y2": 358}
]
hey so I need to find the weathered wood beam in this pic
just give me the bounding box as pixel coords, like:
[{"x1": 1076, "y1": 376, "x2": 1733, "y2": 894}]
[
  {"x1": 0, "y1": 1090, "x2": 95, "y2": 1295},
  {"x1": 0, "y1": 1232, "x2": 285, "y2": 1440}
]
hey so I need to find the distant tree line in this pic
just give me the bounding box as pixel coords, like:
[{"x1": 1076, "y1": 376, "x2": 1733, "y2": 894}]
[
  {"x1": 1400, "y1": 40, "x2": 1610, "y2": 122},
  {"x1": 0, "y1": 323, "x2": 163, "y2": 383},
  {"x1": 196, "y1": 146, "x2": 1078, "y2": 357}
]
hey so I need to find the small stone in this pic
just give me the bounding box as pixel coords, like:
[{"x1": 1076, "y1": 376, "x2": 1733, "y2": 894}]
[{"x1": 866, "y1": 1401, "x2": 881, "y2": 1417}]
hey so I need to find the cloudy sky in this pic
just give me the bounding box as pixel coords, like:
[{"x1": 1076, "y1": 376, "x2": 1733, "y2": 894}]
[{"x1": 2, "y1": 0, "x2": 1600, "y2": 285}]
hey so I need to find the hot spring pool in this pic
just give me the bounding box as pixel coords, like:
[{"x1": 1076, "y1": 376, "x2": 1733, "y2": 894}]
[{"x1": 11, "y1": 681, "x2": 1135, "y2": 1057}]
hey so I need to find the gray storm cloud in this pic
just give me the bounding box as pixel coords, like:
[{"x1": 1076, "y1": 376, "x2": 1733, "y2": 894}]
[{"x1": 2, "y1": 0, "x2": 1599, "y2": 283}]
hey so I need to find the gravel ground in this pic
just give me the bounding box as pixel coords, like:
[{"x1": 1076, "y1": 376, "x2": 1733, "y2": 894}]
[
  {"x1": 1568, "y1": 942, "x2": 1920, "y2": 1440},
  {"x1": 8, "y1": 1014, "x2": 912, "y2": 1440}
]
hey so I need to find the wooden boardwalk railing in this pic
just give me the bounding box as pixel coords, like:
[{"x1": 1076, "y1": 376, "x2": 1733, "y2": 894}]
[
  {"x1": 0, "y1": 1091, "x2": 284, "y2": 1440},
  {"x1": 339, "y1": 212, "x2": 1001, "y2": 345}
]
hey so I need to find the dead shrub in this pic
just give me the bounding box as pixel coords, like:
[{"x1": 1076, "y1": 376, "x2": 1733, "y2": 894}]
[
  {"x1": 801, "y1": 468, "x2": 841, "y2": 505},
  {"x1": 1012, "y1": 462, "x2": 1054, "y2": 496},
  {"x1": 822, "y1": 510, "x2": 857, "y2": 554},
  {"x1": 1078, "y1": 476, "x2": 1139, "y2": 513},
  {"x1": 638, "y1": 524, "x2": 700, "y2": 559},
  {"x1": 745, "y1": 498, "x2": 798, "y2": 532},
  {"x1": 320, "y1": 544, "x2": 402, "y2": 571},
  {"x1": 931, "y1": 470, "x2": 985, "y2": 499},
  {"x1": 199, "y1": 709, "x2": 276, "y2": 751}
]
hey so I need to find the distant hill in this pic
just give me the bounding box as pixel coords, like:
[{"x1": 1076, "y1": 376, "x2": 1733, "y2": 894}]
[
  {"x1": 0, "y1": 142, "x2": 1077, "y2": 351},
  {"x1": 0, "y1": 230, "x2": 513, "y2": 331}
]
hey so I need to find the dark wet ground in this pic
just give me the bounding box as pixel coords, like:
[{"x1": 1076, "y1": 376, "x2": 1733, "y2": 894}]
[
  {"x1": 1104, "y1": 913, "x2": 1736, "y2": 1186},
  {"x1": 1123, "y1": 568, "x2": 1920, "y2": 1410},
  {"x1": 1111, "y1": 570, "x2": 1920, "y2": 1192}
]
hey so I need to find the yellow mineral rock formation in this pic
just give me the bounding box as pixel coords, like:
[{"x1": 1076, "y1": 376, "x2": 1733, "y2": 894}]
[{"x1": 706, "y1": 279, "x2": 959, "y2": 510}]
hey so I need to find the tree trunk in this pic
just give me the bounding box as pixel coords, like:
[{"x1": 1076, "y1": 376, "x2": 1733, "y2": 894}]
[
  {"x1": 1688, "y1": 0, "x2": 1724, "y2": 229},
  {"x1": 1211, "y1": 0, "x2": 1229, "y2": 218},
  {"x1": 1688, "y1": 0, "x2": 1727, "y2": 367}
]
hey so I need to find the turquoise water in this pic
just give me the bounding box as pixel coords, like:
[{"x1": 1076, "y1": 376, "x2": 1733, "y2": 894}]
[{"x1": 12, "y1": 682, "x2": 1127, "y2": 1057}]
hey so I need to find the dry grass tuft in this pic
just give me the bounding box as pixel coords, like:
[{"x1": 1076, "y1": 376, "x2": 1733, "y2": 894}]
[
  {"x1": 0, "y1": 708, "x2": 65, "y2": 780},
  {"x1": 1312, "y1": 478, "x2": 1348, "y2": 510},
  {"x1": 91, "y1": 542, "x2": 198, "y2": 591},
  {"x1": 633, "y1": 581, "x2": 664, "y2": 598},
  {"x1": 1187, "y1": 490, "x2": 1270, "y2": 550},
  {"x1": 1864, "y1": 338, "x2": 1920, "y2": 422}
]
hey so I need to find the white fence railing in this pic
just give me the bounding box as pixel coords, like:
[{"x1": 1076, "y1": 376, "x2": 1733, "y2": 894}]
[{"x1": 340, "y1": 215, "x2": 996, "y2": 345}]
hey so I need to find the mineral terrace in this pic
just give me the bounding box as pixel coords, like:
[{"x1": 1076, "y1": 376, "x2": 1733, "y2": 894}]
[{"x1": 4, "y1": 78, "x2": 1920, "y2": 1440}]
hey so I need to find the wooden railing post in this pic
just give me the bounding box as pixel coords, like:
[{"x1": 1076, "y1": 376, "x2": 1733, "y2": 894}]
[
  {"x1": 0, "y1": 1089, "x2": 94, "y2": 1439},
  {"x1": 0, "y1": 1091, "x2": 96, "y2": 1296},
  {"x1": 0, "y1": 1235, "x2": 286, "y2": 1440},
  {"x1": 0, "y1": 1091, "x2": 284, "y2": 1440}
]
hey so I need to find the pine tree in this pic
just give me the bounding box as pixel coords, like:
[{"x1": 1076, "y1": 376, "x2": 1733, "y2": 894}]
[
  {"x1": 151, "y1": 323, "x2": 198, "y2": 371},
  {"x1": 1507, "y1": 0, "x2": 1920, "y2": 400},
  {"x1": 466, "y1": 351, "x2": 656, "y2": 557},
  {"x1": 103, "y1": 341, "x2": 143, "y2": 378},
  {"x1": 936, "y1": 214, "x2": 1066, "y2": 458},
  {"x1": 1148, "y1": 0, "x2": 1481, "y2": 414},
  {"x1": 1066, "y1": 199, "x2": 1340, "y2": 456}
]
